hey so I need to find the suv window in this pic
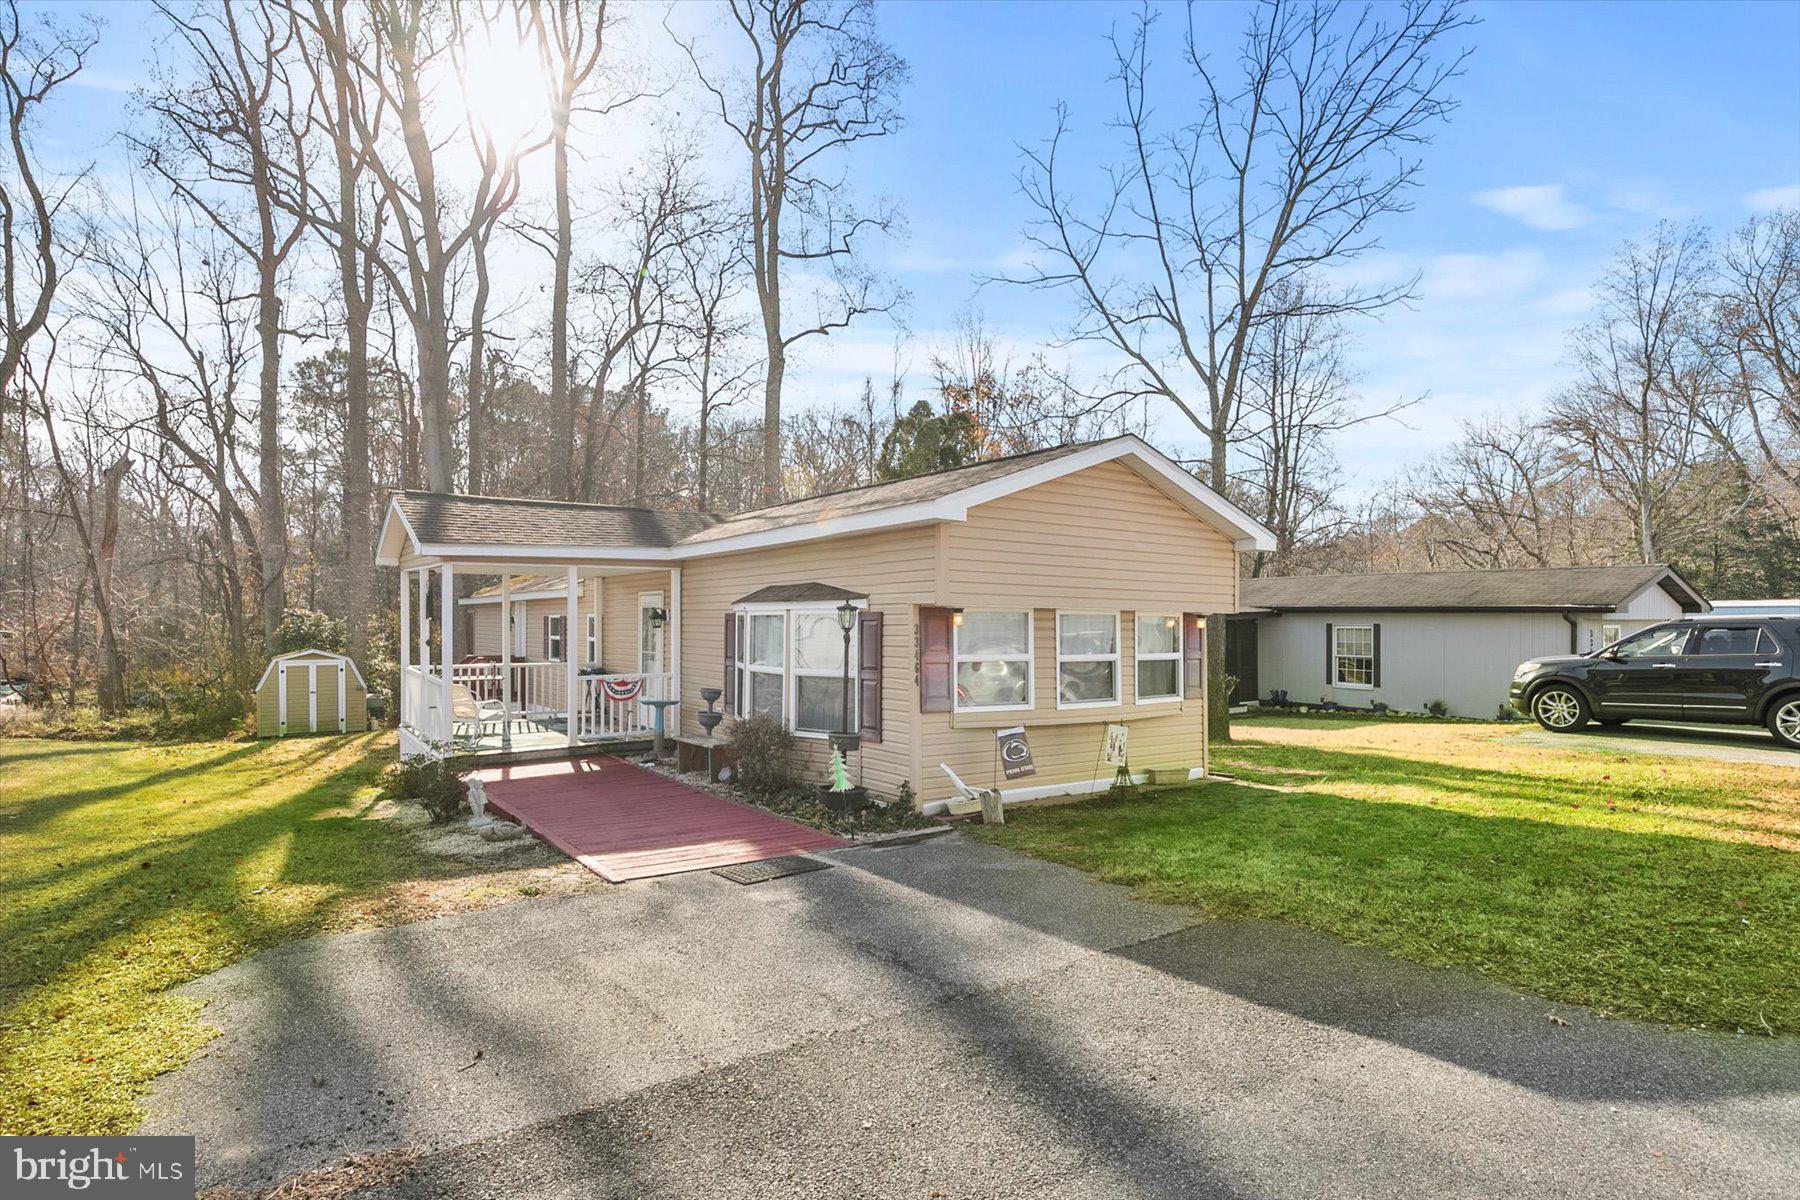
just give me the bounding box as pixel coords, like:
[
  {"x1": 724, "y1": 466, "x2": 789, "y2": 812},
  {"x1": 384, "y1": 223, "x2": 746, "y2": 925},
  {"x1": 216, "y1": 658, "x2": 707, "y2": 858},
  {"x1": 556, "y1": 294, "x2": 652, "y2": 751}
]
[
  {"x1": 1613, "y1": 625, "x2": 1691, "y2": 660},
  {"x1": 1693, "y1": 626, "x2": 1763, "y2": 655}
]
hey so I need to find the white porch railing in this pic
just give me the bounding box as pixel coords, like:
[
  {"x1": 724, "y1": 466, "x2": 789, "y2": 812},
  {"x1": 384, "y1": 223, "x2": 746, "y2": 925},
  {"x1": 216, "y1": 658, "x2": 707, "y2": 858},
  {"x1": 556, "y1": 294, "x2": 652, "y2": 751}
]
[
  {"x1": 575, "y1": 671, "x2": 672, "y2": 740},
  {"x1": 400, "y1": 665, "x2": 448, "y2": 745},
  {"x1": 399, "y1": 661, "x2": 672, "y2": 749}
]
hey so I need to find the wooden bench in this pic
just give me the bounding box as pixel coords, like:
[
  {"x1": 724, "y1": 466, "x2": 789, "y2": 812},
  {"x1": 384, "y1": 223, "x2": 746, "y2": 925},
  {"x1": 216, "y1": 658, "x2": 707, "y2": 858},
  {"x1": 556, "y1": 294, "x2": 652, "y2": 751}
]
[{"x1": 674, "y1": 734, "x2": 732, "y2": 782}]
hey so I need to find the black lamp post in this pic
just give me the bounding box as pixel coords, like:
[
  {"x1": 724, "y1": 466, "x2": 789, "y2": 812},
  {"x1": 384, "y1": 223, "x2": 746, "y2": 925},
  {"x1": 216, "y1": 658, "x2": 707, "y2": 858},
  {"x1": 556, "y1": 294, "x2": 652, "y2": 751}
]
[{"x1": 835, "y1": 599, "x2": 858, "y2": 737}]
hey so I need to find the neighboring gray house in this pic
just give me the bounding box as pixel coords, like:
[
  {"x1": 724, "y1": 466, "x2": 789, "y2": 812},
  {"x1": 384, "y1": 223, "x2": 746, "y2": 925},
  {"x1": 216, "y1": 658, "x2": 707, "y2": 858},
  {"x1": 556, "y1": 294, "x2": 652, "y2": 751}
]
[{"x1": 1231, "y1": 564, "x2": 1709, "y2": 719}]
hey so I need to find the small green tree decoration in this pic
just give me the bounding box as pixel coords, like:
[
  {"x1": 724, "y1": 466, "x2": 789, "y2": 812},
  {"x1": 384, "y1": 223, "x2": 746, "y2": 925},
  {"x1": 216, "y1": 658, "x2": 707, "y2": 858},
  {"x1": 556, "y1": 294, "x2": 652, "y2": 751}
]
[{"x1": 827, "y1": 748, "x2": 853, "y2": 792}]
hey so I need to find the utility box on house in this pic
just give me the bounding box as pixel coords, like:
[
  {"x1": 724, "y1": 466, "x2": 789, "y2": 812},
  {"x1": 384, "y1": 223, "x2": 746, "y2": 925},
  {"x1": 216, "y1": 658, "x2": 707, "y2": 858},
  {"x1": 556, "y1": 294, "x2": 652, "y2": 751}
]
[{"x1": 255, "y1": 649, "x2": 369, "y2": 737}]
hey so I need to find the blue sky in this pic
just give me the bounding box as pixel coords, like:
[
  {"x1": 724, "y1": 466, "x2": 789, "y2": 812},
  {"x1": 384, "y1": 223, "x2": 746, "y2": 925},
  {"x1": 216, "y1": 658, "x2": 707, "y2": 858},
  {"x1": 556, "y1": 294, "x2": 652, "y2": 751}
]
[{"x1": 30, "y1": 0, "x2": 1800, "y2": 492}]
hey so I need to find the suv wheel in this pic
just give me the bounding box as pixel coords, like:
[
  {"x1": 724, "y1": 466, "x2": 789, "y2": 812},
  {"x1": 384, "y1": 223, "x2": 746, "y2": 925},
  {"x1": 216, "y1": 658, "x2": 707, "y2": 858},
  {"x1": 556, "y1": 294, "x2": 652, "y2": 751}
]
[
  {"x1": 1531, "y1": 685, "x2": 1590, "y2": 733},
  {"x1": 1770, "y1": 696, "x2": 1800, "y2": 750}
]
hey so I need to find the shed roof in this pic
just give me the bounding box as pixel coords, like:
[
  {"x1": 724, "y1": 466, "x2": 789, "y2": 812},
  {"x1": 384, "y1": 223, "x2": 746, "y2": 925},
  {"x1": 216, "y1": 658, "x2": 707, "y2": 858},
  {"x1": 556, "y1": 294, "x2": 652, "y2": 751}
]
[
  {"x1": 254, "y1": 649, "x2": 367, "y2": 692},
  {"x1": 1241, "y1": 564, "x2": 1708, "y2": 613}
]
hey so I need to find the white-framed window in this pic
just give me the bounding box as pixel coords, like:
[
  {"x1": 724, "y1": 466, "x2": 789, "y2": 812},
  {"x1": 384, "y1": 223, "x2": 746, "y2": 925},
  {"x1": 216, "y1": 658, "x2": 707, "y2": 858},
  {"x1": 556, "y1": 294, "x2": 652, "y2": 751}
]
[
  {"x1": 953, "y1": 610, "x2": 1033, "y2": 711},
  {"x1": 1135, "y1": 613, "x2": 1182, "y2": 703},
  {"x1": 585, "y1": 614, "x2": 598, "y2": 665},
  {"x1": 733, "y1": 604, "x2": 861, "y2": 736},
  {"x1": 1602, "y1": 623, "x2": 1622, "y2": 647},
  {"x1": 1332, "y1": 624, "x2": 1374, "y2": 688},
  {"x1": 737, "y1": 612, "x2": 786, "y2": 721},
  {"x1": 545, "y1": 614, "x2": 567, "y2": 662},
  {"x1": 792, "y1": 610, "x2": 857, "y2": 734},
  {"x1": 1057, "y1": 612, "x2": 1120, "y2": 708}
]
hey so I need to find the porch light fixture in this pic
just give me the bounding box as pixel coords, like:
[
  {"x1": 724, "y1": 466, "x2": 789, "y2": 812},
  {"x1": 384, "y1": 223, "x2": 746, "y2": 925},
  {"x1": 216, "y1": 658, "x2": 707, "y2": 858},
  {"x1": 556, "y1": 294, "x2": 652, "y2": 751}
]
[
  {"x1": 835, "y1": 599, "x2": 859, "y2": 633},
  {"x1": 951, "y1": 609, "x2": 964, "y2": 627},
  {"x1": 1194, "y1": 616, "x2": 1208, "y2": 631},
  {"x1": 647, "y1": 607, "x2": 668, "y2": 629}
]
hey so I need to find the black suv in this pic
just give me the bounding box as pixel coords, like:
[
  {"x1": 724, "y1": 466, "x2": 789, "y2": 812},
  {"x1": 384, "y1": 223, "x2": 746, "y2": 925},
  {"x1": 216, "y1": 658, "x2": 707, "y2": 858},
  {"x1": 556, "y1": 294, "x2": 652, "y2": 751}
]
[{"x1": 1510, "y1": 617, "x2": 1800, "y2": 749}]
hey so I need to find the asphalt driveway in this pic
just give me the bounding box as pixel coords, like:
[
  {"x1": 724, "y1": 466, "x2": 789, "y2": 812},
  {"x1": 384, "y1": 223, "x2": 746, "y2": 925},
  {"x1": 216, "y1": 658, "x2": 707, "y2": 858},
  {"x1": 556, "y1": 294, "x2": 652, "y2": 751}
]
[
  {"x1": 147, "y1": 835, "x2": 1800, "y2": 1199},
  {"x1": 1507, "y1": 719, "x2": 1799, "y2": 766}
]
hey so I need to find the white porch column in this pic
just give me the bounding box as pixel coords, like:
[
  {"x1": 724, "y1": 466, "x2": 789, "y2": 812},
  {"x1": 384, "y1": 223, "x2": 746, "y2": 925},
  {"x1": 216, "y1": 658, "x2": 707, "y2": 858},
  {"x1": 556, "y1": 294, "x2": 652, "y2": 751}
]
[
  {"x1": 399, "y1": 569, "x2": 412, "y2": 673},
  {"x1": 668, "y1": 566, "x2": 682, "y2": 710},
  {"x1": 564, "y1": 566, "x2": 580, "y2": 746},
  {"x1": 439, "y1": 563, "x2": 455, "y2": 744},
  {"x1": 500, "y1": 574, "x2": 514, "y2": 752},
  {"x1": 416, "y1": 568, "x2": 430, "y2": 673}
]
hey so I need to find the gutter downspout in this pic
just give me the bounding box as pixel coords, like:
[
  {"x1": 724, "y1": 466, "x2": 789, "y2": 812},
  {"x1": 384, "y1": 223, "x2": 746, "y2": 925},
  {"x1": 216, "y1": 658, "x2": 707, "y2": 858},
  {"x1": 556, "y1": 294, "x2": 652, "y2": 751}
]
[{"x1": 1561, "y1": 612, "x2": 1579, "y2": 654}]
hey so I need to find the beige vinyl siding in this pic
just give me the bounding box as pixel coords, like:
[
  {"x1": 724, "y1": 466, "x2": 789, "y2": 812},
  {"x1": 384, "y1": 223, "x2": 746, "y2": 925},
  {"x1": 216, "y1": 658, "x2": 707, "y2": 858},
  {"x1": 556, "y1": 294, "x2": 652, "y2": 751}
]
[
  {"x1": 678, "y1": 525, "x2": 935, "y2": 799},
  {"x1": 601, "y1": 570, "x2": 674, "y2": 675},
  {"x1": 941, "y1": 458, "x2": 1238, "y2": 613},
  {"x1": 918, "y1": 462, "x2": 1224, "y2": 802}
]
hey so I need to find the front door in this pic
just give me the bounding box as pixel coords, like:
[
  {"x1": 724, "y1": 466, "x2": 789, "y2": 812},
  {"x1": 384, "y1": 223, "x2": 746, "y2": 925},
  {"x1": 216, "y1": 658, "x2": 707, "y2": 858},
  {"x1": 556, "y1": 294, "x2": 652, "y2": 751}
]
[
  {"x1": 638, "y1": 592, "x2": 665, "y2": 707},
  {"x1": 1585, "y1": 623, "x2": 1696, "y2": 716},
  {"x1": 1684, "y1": 625, "x2": 1784, "y2": 721}
]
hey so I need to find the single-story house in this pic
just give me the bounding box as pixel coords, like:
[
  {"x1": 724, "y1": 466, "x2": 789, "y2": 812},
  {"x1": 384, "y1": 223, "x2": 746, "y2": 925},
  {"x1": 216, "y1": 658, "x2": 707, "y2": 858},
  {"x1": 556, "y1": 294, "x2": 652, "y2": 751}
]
[
  {"x1": 1230, "y1": 564, "x2": 1709, "y2": 719},
  {"x1": 375, "y1": 435, "x2": 1276, "y2": 807}
]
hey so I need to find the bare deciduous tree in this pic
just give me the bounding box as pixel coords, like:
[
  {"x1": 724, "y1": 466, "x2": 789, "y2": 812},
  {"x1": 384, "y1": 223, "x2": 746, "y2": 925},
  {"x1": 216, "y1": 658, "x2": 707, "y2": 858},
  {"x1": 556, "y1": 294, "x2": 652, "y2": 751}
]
[
  {"x1": 1004, "y1": 0, "x2": 1472, "y2": 492},
  {"x1": 1548, "y1": 223, "x2": 1715, "y2": 563},
  {"x1": 0, "y1": 1, "x2": 96, "y2": 419},
  {"x1": 677, "y1": 0, "x2": 907, "y2": 503}
]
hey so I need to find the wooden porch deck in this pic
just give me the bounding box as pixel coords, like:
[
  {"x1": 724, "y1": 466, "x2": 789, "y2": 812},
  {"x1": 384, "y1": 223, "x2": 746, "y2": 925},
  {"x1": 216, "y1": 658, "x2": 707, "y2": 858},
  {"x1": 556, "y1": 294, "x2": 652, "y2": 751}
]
[{"x1": 473, "y1": 757, "x2": 845, "y2": 883}]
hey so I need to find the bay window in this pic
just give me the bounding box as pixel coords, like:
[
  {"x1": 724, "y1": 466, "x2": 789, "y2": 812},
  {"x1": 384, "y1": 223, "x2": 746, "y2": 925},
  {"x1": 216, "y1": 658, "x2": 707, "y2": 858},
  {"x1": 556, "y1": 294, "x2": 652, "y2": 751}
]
[
  {"x1": 793, "y1": 611, "x2": 856, "y2": 733},
  {"x1": 733, "y1": 605, "x2": 860, "y2": 735},
  {"x1": 953, "y1": 610, "x2": 1032, "y2": 710},
  {"x1": 1057, "y1": 612, "x2": 1120, "y2": 707},
  {"x1": 1135, "y1": 613, "x2": 1182, "y2": 702}
]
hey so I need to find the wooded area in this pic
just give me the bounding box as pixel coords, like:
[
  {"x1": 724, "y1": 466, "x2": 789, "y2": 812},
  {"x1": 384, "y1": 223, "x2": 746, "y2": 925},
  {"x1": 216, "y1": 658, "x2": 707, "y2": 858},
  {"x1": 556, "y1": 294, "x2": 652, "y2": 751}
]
[{"x1": 0, "y1": 0, "x2": 1793, "y2": 729}]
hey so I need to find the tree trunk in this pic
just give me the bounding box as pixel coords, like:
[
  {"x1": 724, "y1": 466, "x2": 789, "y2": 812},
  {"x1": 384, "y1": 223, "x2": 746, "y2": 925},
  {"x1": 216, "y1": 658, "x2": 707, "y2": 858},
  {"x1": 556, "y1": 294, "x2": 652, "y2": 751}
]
[
  {"x1": 257, "y1": 274, "x2": 287, "y2": 645},
  {"x1": 551, "y1": 114, "x2": 575, "y2": 499},
  {"x1": 466, "y1": 219, "x2": 493, "y2": 495},
  {"x1": 339, "y1": 221, "x2": 374, "y2": 665},
  {"x1": 93, "y1": 455, "x2": 130, "y2": 712},
  {"x1": 761, "y1": 339, "x2": 785, "y2": 503}
]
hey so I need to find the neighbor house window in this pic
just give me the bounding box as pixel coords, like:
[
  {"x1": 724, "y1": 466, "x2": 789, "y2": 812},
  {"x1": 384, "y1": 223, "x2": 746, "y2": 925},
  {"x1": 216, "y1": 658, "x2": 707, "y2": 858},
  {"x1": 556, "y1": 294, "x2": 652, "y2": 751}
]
[
  {"x1": 1332, "y1": 624, "x2": 1374, "y2": 688},
  {"x1": 545, "y1": 615, "x2": 566, "y2": 662},
  {"x1": 585, "y1": 614, "x2": 598, "y2": 665},
  {"x1": 954, "y1": 610, "x2": 1032, "y2": 710},
  {"x1": 1057, "y1": 612, "x2": 1120, "y2": 708},
  {"x1": 1602, "y1": 623, "x2": 1622, "y2": 646},
  {"x1": 792, "y1": 611, "x2": 856, "y2": 734},
  {"x1": 738, "y1": 612, "x2": 785, "y2": 720},
  {"x1": 1135, "y1": 614, "x2": 1182, "y2": 702}
]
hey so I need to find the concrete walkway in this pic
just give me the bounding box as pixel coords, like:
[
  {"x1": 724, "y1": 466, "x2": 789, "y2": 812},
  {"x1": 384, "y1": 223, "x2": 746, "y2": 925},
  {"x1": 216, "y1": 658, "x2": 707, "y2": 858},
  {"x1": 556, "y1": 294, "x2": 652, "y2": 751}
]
[{"x1": 145, "y1": 836, "x2": 1800, "y2": 1199}]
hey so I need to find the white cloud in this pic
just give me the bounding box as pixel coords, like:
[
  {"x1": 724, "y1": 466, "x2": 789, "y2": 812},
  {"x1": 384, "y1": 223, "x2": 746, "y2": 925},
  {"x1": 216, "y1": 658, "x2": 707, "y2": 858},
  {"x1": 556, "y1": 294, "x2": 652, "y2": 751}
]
[
  {"x1": 1744, "y1": 184, "x2": 1800, "y2": 211},
  {"x1": 1472, "y1": 183, "x2": 1590, "y2": 231},
  {"x1": 1420, "y1": 248, "x2": 1547, "y2": 302}
]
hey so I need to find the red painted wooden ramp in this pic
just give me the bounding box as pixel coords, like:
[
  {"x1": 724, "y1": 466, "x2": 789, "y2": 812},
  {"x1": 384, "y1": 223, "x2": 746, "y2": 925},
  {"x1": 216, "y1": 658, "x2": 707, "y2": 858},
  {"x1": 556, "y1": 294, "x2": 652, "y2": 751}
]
[{"x1": 472, "y1": 757, "x2": 844, "y2": 883}]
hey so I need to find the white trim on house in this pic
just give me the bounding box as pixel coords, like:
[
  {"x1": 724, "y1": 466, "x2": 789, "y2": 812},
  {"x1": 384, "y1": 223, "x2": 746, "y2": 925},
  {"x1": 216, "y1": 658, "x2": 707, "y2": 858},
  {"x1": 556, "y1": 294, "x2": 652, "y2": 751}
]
[
  {"x1": 373, "y1": 436, "x2": 1280, "y2": 568},
  {"x1": 1054, "y1": 610, "x2": 1122, "y2": 710}
]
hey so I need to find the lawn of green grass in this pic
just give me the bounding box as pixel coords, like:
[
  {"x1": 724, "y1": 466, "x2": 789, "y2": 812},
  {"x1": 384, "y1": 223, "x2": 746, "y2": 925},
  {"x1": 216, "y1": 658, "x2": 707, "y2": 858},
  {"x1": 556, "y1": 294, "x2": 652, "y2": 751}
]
[
  {"x1": 973, "y1": 715, "x2": 1800, "y2": 1035},
  {"x1": 0, "y1": 735, "x2": 470, "y2": 1135}
]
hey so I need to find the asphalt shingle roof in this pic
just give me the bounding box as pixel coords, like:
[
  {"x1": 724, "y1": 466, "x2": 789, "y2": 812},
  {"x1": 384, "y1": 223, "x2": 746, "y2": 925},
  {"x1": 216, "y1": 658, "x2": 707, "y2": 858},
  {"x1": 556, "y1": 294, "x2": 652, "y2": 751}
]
[
  {"x1": 1241, "y1": 565, "x2": 1704, "y2": 612},
  {"x1": 395, "y1": 441, "x2": 1102, "y2": 554},
  {"x1": 732, "y1": 582, "x2": 869, "y2": 605},
  {"x1": 394, "y1": 493, "x2": 723, "y2": 549}
]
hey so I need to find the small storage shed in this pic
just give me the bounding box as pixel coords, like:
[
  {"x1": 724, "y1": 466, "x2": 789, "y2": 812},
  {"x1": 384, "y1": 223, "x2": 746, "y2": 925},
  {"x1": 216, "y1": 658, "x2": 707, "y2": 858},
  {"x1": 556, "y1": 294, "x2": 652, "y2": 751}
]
[{"x1": 255, "y1": 649, "x2": 369, "y2": 737}]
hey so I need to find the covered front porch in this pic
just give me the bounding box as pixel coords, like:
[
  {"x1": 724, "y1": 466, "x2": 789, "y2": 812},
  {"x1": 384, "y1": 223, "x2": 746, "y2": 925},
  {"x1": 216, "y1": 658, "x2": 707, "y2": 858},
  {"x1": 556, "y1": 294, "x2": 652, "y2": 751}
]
[{"x1": 395, "y1": 559, "x2": 681, "y2": 758}]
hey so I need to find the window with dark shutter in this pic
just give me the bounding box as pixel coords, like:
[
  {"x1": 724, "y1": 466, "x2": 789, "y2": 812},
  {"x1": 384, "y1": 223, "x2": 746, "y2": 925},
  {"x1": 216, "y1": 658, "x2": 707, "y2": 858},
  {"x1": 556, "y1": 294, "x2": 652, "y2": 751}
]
[
  {"x1": 1372, "y1": 623, "x2": 1382, "y2": 688},
  {"x1": 858, "y1": 611, "x2": 883, "y2": 742},
  {"x1": 919, "y1": 607, "x2": 953, "y2": 712},
  {"x1": 1324, "y1": 621, "x2": 1334, "y2": 684}
]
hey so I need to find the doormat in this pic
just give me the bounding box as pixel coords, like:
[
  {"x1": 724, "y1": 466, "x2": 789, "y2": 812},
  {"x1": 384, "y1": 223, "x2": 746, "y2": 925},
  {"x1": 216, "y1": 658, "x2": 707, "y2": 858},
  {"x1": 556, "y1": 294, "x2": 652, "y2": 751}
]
[{"x1": 713, "y1": 855, "x2": 832, "y2": 885}]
